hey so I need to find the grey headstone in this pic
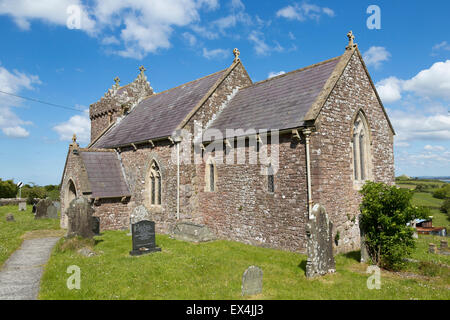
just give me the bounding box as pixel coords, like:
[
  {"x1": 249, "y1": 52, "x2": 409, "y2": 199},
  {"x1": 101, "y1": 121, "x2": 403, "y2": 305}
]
[
  {"x1": 77, "y1": 247, "x2": 96, "y2": 257},
  {"x1": 92, "y1": 216, "x2": 100, "y2": 235},
  {"x1": 242, "y1": 266, "x2": 263, "y2": 296},
  {"x1": 6, "y1": 213, "x2": 15, "y2": 222},
  {"x1": 441, "y1": 240, "x2": 448, "y2": 250},
  {"x1": 66, "y1": 197, "x2": 94, "y2": 239},
  {"x1": 305, "y1": 204, "x2": 336, "y2": 278},
  {"x1": 35, "y1": 198, "x2": 53, "y2": 219},
  {"x1": 18, "y1": 202, "x2": 26, "y2": 211},
  {"x1": 429, "y1": 243, "x2": 437, "y2": 254},
  {"x1": 171, "y1": 222, "x2": 216, "y2": 242},
  {"x1": 46, "y1": 204, "x2": 58, "y2": 219},
  {"x1": 359, "y1": 215, "x2": 370, "y2": 263}
]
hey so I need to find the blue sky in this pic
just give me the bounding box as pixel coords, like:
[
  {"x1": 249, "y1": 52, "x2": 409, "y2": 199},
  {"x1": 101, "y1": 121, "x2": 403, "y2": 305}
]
[{"x1": 0, "y1": 0, "x2": 449, "y2": 185}]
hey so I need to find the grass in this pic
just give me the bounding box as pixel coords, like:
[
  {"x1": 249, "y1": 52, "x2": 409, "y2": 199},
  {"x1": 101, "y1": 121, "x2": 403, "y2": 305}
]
[
  {"x1": 0, "y1": 205, "x2": 61, "y2": 268},
  {"x1": 39, "y1": 231, "x2": 450, "y2": 300}
]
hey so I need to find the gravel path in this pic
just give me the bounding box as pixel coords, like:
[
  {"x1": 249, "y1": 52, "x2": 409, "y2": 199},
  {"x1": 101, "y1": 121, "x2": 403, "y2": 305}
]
[{"x1": 0, "y1": 237, "x2": 60, "y2": 300}]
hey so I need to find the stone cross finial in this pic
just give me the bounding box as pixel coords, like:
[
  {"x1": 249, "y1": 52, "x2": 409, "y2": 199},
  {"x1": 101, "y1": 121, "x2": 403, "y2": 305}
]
[
  {"x1": 114, "y1": 76, "x2": 120, "y2": 86},
  {"x1": 346, "y1": 31, "x2": 356, "y2": 50},
  {"x1": 233, "y1": 48, "x2": 240, "y2": 62},
  {"x1": 72, "y1": 133, "x2": 77, "y2": 144},
  {"x1": 139, "y1": 65, "x2": 146, "y2": 74}
]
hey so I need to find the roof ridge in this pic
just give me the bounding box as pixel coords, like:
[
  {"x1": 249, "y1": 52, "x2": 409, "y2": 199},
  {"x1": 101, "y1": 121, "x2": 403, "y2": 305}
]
[
  {"x1": 136, "y1": 68, "x2": 228, "y2": 104},
  {"x1": 246, "y1": 55, "x2": 342, "y2": 89}
]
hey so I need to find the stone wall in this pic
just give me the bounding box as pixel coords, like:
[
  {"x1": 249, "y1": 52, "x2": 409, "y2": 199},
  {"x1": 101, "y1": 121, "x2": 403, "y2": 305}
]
[
  {"x1": 198, "y1": 134, "x2": 309, "y2": 253},
  {"x1": 310, "y1": 51, "x2": 395, "y2": 253}
]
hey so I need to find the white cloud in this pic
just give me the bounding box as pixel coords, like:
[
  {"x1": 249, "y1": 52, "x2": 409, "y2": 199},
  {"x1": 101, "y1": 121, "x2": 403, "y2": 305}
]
[
  {"x1": 0, "y1": 0, "x2": 95, "y2": 32},
  {"x1": 402, "y1": 60, "x2": 450, "y2": 100},
  {"x1": 389, "y1": 110, "x2": 450, "y2": 142},
  {"x1": 363, "y1": 46, "x2": 391, "y2": 68},
  {"x1": 202, "y1": 47, "x2": 230, "y2": 60},
  {"x1": 375, "y1": 77, "x2": 403, "y2": 103},
  {"x1": 2, "y1": 126, "x2": 29, "y2": 138},
  {"x1": 276, "y1": 3, "x2": 335, "y2": 21},
  {"x1": 182, "y1": 32, "x2": 197, "y2": 47},
  {"x1": 0, "y1": 65, "x2": 41, "y2": 139},
  {"x1": 248, "y1": 30, "x2": 284, "y2": 56},
  {"x1": 424, "y1": 145, "x2": 445, "y2": 151},
  {"x1": 268, "y1": 71, "x2": 286, "y2": 78},
  {"x1": 376, "y1": 60, "x2": 450, "y2": 103},
  {"x1": 0, "y1": 0, "x2": 219, "y2": 59},
  {"x1": 432, "y1": 41, "x2": 450, "y2": 53},
  {"x1": 53, "y1": 109, "x2": 90, "y2": 144}
]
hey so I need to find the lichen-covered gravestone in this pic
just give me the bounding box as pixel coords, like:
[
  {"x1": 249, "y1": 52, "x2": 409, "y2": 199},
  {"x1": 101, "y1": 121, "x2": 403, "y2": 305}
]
[
  {"x1": 359, "y1": 214, "x2": 370, "y2": 263},
  {"x1": 305, "y1": 204, "x2": 336, "y2": 278},
  {"x1": 35, "y1": 198, "x2": 54, "y2": 219},
  {"x1": 171, "y1": 222, "x2": 216, "y2": 242},
  {"x1": 66, "y1": 197, "x2": 94, "y2": 239},
  {"x1": 242, "y1": 266, "x2": 263, "y2": 296}
]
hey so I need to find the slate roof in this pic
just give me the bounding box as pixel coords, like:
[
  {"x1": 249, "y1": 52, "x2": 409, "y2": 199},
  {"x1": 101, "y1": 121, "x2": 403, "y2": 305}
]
[
  {"x1": 80, "y1": 151, "x2": 130, "y2": 198},
  {"x1": 207, "y1": 57, "x2": 341, "y2": 137},
  {"x1": 93, "y1": 69, "x2": 227, "y2": 148}
]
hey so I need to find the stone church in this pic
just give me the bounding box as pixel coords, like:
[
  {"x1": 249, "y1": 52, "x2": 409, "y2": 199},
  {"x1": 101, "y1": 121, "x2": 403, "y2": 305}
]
[{"x1": 60, "y1": 32, "x2": 395, "y2": 253}]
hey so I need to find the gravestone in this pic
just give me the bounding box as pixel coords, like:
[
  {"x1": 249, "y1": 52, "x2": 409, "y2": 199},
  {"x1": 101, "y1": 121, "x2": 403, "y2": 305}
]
[
  {"x1": 18, "y1": 202, "x2": 26, "y2": 211},
  {"x1": 242, "y1": 266, "x2": 263, "y2": 296},
  {"x1": 305, "y1": 204, "x2": 336, "y2": 278},
  {"x1": 171, "y1": 222, "x2": 216, "y2": 242},
  {"x1": 92, "y1": 217, "x2": 100, "y2": 235},
  {"x1": 441, "y1": 240, "x2": 448, "y2": 250},
  {"x1": 32, "y1": 203, "x2": 36, "y2": 214},
  {"x1": 359, "y1": 214, "x2": 370, "y2": 263},
  {"x1": 130, "y1": 220, "x2": 161, "y2": 256},
  {"x1": 428, "y1": 243, "x2": 437, "y2": 254},
  {"x1": 47, "y1": 204, "x2": 58, "y2": 219},
  {"x1": 6, "y1": 213, "x2": 15, "y2": 222},
  {"x1": 35, "y1": 198, "x2": 53, "y2": 219},
  {"x1": 66, "y1": 197, "x2": 94, "y2": 239},
  {"x1": 53, "y1": 201, "x2": 61, "y2": 211}
]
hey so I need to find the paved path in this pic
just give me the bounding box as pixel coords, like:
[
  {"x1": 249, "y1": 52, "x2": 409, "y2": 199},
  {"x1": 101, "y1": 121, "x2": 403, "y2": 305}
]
[{"x1": 0, "y1": 237, "x2": 60, "y2": 300}]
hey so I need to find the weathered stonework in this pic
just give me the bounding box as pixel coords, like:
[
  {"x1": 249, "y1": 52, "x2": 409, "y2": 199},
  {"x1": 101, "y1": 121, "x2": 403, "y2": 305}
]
[
  {"x1": 60, "y1": 45, "x2": 395, "y2": 255},
  {"x1": 305, "y1": 204, "x2": 335, "y2": 278},
  {"x1": 66, "y1": 197, "x2": 95, "y2": 239}
]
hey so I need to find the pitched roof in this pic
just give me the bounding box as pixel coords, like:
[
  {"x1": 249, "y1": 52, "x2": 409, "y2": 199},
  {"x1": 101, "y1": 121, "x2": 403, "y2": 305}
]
[
  {"x1": 207, "y1": 56, "x2": 341, "y2": 136},
  {"x1": 80, "y1": 151, "x2": 130, "y2": 198},
  {"x1": 92, "y1": 69, "x2": 227, "y2": 148}
]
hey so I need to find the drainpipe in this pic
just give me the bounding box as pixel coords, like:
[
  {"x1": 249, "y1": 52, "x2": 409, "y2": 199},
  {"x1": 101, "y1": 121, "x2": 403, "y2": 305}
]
[{"x1": 302, "y1": 128, "x2": 313, "y2": 219}]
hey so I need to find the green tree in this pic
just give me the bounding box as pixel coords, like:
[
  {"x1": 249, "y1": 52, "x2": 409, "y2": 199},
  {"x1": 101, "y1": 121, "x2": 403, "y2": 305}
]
[
  {"x1": 0, "y1": 179, "x2": 18, "y2": 198},
  {"x1": 432, "y1": 184, "x2": 450, "y2": 199},
  {"x1": 359, "y1": 181, "x2": 428, "y2": 270}
]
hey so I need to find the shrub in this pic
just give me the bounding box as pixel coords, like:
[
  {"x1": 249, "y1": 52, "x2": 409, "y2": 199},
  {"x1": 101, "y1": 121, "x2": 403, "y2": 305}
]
[
  {"x1": 359, "y1": 181, "x2": 428, "y2": 270},
  {"x1": 432, "y1": 184, "x2": 450, "y2": 199},
  {"x1": 0, "y1": 179, "x2": 18, "y2": 198},
  {"x1": 441, "y1": 198, "x2": 450, "y2": 215}
]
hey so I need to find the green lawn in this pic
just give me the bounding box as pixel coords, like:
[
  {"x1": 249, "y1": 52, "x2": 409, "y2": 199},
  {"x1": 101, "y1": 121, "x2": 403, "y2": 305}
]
[
  {"x1": 39, "y1": 231, "x2": 450, "y2": 300},
  {"x1": 0, "y1": 205, "x2": 61, "y2": 267}
]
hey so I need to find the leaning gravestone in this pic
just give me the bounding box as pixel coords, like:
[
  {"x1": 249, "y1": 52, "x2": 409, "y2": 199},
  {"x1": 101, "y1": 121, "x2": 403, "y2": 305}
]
[
  {"x1": 305, "y1": 204, "x2": 336, "y2": 278},
  {"x1": 130, "y1": 220, "x2": 161, "y2": 256},
  {"x1": 171, "y1": 222, "x2": 216, "y2": 242},
  {"x1": 35, "y1": 198, "x2": 53, "y2": 219},
  {"x1": 242, "y1": 266, "x2": 263, "y2": 296},
  {"x1": 18, "y1": 202, "x2": 26, "y2": 211},
  {"x1": 66, "y1": 197, "x2": 94, "y2": 239}
]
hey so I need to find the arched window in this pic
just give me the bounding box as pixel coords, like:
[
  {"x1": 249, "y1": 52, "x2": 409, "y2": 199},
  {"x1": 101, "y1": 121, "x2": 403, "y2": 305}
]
[
  {"x1": 352, "y1": 112, "x2": 371, "y2": 182},
  {"x1": 205, "y1": 158, "x2": 217, "y2": 192},
  {"x1": 150, "y1": 161, "x2": 161, "y2": 205}
]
